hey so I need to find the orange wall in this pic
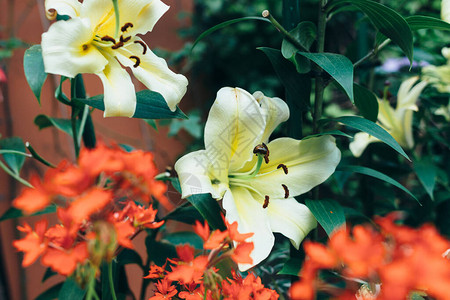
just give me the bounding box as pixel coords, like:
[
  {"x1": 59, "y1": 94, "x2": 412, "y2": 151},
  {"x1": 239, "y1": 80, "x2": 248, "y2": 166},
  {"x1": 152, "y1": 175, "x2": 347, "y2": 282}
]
[{"x1": 0, "y1": 0, "x2": 194, "y2": 299}]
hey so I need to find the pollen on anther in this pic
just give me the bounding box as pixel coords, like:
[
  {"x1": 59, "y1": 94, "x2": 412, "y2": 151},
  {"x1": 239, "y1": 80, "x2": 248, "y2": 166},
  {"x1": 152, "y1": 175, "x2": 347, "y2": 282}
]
[
  {"x1": 101, "y1": 35, "x2": 116, "y2": 44},
  {"x1": 263, "y1": 195, "x2": 270, "y2": 209},
  {"x1": 282, "y1": 184, "x2": 289, "y2": 198},
  {"x1": 82, "y1": 44, "x2": 89, "y2": 51},
  {"x1": 134, "y1": 40, "x2": 147, "y2": 55},
  {"x1": 120, "y1": 35, "x2": 131, "y2": 43},
  {"x1": 111, "y1": 41, "x2": 124, "y2": 49},
  {"x1": 121, "y1": 22, "x2": 134, "y2": 32},
  {"x1": 129, "y1": 56, "x2": 141, "y2": 68},
  {"x1": 277, "y1": 164, "x2": 288, "y2": 174}
]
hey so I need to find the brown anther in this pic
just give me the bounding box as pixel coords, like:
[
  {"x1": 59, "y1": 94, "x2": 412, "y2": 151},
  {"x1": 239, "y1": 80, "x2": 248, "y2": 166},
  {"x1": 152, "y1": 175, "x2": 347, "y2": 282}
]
[
  {"x1": 253, "y1": 143, "x2": 269, "y2": 164},
  {"x1": 111, "y1": 41, "x2": 124, "y2": 49},
  {"x1": 120, "y1": 35, "x2": 131, "y2": 43},
  {"x1": 130, "y1": 56, "x2": 141, "y2": 68},
  {"x1": 82, "y1": 44, "x2": 89, "y2": 51},
  {"x1": 263, "y1": 195, "x2": 270, "y2": 209},
  {"x1": 121, "y1": 22, "x2": 134, "y2": 32},
  {"x1": 282, "y1": 184, "x2": 289, "y2": 198},
  {"x1": 101, "y1": 35, "x2": 116, "y2": 44},
  {"x1": 277, "y1": 164, "x2": 288, "y2": 174},
  {"x1": 134, "y1": 40, "x2": 147, "y2": 55}
]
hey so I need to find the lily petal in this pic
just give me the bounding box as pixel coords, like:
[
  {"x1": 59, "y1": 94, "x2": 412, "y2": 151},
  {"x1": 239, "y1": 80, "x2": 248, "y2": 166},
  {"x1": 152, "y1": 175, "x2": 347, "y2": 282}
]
[
  {"x1": 253, "y1": 91, "x2": 290, "y2": 143},
  {"x1": 174, "y1": 150, "x2": 225, "y2": 199},
  {"x1": 96, "y1": 55, "x2": 136, "y2": 117},
  {"x1": 80, "y1": 0, "x2": 115, "y2": 37},
  {"x1": 267, "y1": 198, "x2": 317, "y2": 249},
  {"x1": 442, "y1": 0, "x2": 450, "y2": 23},
  {"x1": 45, "y1": 0, "x2": 81, "y2": 20},
  {"x1": 397, "y1": 77, "x2": 428, "y2": 110},
  {"x1": 349, "y1": 132, "x2": 378, "y2": 157},
  {"x1": 119, "y1": 0, "x2": 170, "y2": 36},
  {"x1": 115, "y1": 37, "x2": 188, "y2": 111},
  {"x1": 42, "y1": 18, "x2": 108, "y2": 78},
  {"x1": 205, "y1": 88, "x2": 266, "y2": 176},
  {"x1": 223, "y1": 187, "x2": 274, "y2": 271},
  {"x1": 402, "y1": 110, "x2": 414, "y2": 149},
  {"x1": 249, "y1": 136, "x2": 341, "y2": 199}
]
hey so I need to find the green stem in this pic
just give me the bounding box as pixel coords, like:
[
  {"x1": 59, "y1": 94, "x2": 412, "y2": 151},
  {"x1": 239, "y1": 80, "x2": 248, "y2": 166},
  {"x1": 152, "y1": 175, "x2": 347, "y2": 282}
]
[
  {"x1": 112, "y1": 0, "x2": 120, "y2": 38},
  {"x1": 228, "y1": 155, "x2": 263, "y2": 180},
  {"x1": 262, "y1": 10, "x2": 309, "y2": 53},
  {"x1": 108, "y1": 261, "x2": 118, "y2": 300},
  {"x1": 312, "y1": 0, "x2": 327, "y2": 134},
  {"x1": 86, "y1": 268, "x2": 100, "y2": 300},
  {"x1": 25, "y1": 142, "x2": 56, "y2": 168},
  {"x1": 354, "y1": 39, "x2": 390, "y2": 69}
]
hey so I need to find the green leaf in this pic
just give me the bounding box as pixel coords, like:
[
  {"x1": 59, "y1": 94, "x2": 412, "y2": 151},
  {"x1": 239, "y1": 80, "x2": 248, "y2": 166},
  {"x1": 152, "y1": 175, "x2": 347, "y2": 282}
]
[
  {"x1": 192, "y1": 17, "x2": 270, "y2": 50},
  {"x1": 24, "y1": 45, "x2": 47, "y2": 104},
  {"x1": 0, "y1": 159, "x2": 33, "y2": 188},
  {"x1": 34, "y1": 115, "x2": 80, "y2": 138},
  {"x1": 259, "y1": 47, "x2": 311, "y2": 111},
  {"x1": 353, "y1": 84, "x2": 379, "y2": 122},
  {"x1": 146, "y1": 239, "x2": 177, "y2": 266},
  {"x1": 305, "y1": 199, "x2": 346, "y2": 237},
  {"x1": 58, "y1": 278, "x2": 86, "y2": 300},
  {"x1": 376, "y1": 15, "x2": 450, "y2": 45},
  {"x1": 278, "y1": 258, "x2": 303, "y2": 276},
  {"x1": 337, "y1": 165, "x2": 419, "y2": 203},
  {"x1": 35, "y1": 283, "x2": 63, "y2": 300},
  {"x1": 281, "y1": 22, "x2": 317, "y2": 73},
  {"x1": 302, "y1": 130, "x2": 353, "y2": 140},
  {"x1": 337, "y1": 0, "x2": 413, "y2": 64},
  {"x1": 144, "y1": 119, "x2": 157, "y2": 130},
  {"x1": 167, "y1": 110, "x2": 203, "y2": 139},
  {"x1": 117, "y1": 248, "x2": 143, "y2": 267},
  {"x1": 164, "y1": 205, "x2": 204, "y2": 225},
  {"x1": 0, "y1": 205, "x2": 57, "y2": 222},
  {"x1": 42, "y1": 268, "x2": 57, "y2": 283},
  {"x1": 163, "y1": 232, "x2": 204, "y2": 249},
  {"x1": 331, "y1": 116, "x2": 409, "y2": 160},
  {"x1": 0, "y1": 137, "x2": 26, "y2": 174},
  {"x1": 413, "y1": 159, "x2": 436, "y2": 201},
  {"x1": 170, "y1": 178, "x2": 226, "y2": 231},
  {"x1": 297, "y1": 52, "x2": 354, "y2": 102},
  {"x1": 75, "y1": 90, "x2": 187, "y2": 119}
]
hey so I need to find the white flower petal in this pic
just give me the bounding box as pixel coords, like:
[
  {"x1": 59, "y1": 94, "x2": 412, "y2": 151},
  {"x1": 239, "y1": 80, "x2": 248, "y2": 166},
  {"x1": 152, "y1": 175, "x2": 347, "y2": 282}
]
[
  {"x1": 267, "y1": 198, "x2": 317, "y2": 249},
  {"x1": 402, "y1": 110, "x2": 414, "y2": 149},
  {"x1": 45, "y1": 0, "x2": 81, "y2": 20},
  {"x1": 120, "y1": 0, "x2": 169, "y2": 36},
  {"x1": 80, "y1": 0, "x2": 115, "y2": 37},
  {"x1": 349, "y1": 132, "x2": 378, "y2": 157},
  {"x1": 397, "y1": 77, "x2": 428, "y2": 110},
  {"x1": 223, "y1": 187, "x2": 274, "y2": 271},
  {"x1": 205, "y1": 88, "x2": 266, "y2": 176},
  {"x1": 442, "y1": 0, "x2": 450, "y2": 22},
  {"x1": 174, "y1": 150, "x2": 225, "y2": 199},
  {"x1": 115, "y1": 37, "x2": 188, "y2": 111},
  {"x1": 41, "y1": 18, "x2": 108, "y2": 78},
  {"x1": 253, "y1": 91, "x2": 290, "y2": 143},
  {"x1": 248, "y1": 136, "x2": 341, "y2": 199},
  {"x1": 96, "y1": 56, "x2": 136, "y2": 117}
]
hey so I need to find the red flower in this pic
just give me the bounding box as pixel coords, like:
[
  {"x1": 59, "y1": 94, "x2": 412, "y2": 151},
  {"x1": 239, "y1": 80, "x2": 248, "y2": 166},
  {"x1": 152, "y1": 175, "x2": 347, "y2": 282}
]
[
  {"x1": 167, "y1": 245, "x2": 209, "y2": 284},
  {"x1": 149, "y1": 278, "x2": 177, "y2": 300},
  {"x1": 13, "y1": 220, "x2": 48, "y2": 266}
]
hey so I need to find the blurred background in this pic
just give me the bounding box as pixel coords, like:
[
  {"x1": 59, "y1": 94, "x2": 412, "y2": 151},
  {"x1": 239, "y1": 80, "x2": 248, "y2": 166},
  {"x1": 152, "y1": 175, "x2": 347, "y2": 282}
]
[{"x1": 0, "y1": 0, "x2": 447, "y2": 299}]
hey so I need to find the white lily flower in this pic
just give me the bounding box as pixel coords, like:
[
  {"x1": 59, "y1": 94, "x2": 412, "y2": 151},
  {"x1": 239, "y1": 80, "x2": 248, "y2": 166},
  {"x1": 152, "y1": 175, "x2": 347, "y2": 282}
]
[
  {"x1": 350, "y1": 76, "x2": 428, "y2": 157},
  {"x1": 42, "y1": 0, "x2": 188, "y2": 117},
  {"x1": 443, "y1": 0, "x2": 450, "y2": 23},
  {"x1": 423, "y1": 48, "x2": 450, "y2": 94},
  {"x1": 174, "y1": 87, "x2": 341, "y2": 270}
]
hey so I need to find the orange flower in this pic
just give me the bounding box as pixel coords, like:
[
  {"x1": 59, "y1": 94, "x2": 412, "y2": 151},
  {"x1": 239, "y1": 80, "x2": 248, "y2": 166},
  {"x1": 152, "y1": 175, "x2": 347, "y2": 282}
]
[
  {"x1": 68, "y1": 188, "x2": 113, "y2": 224},
  {"x1": 222, "y1": 272, "x2": 279, "y2": 300},
  {"x1": 231, "y1": 242, "x2": 254, "y2": 265},
  {"x1": 13, "y1": 175, "x2": 51, "y2": 214},
  {"x1": 113, "y1": 220, "x2": 136, "y2": 249},
  {"x1": 178, "y1": 283, "x2": 203, "y2": 300},
  {"x1": 167, "y1": 245, "x2": 209, "y2": 284},
  {"x1": 149, "y1": 278, "x2": 177, "y2": 300},
  {"x1": 194, "y1": 220, "x2": 210, "y2": 242},
  {"x1": 119, "y1": 201, "x2": 164, "y2": 229},
  {"x1": 144, "y1": 264, "x2": 167, "y2": 279},
  {"x1": 41, "y1": 242, "x2": 88, "y2": 276},
  {"x1": 13, "y1": 219, "x2": 48, "y2": 266}
]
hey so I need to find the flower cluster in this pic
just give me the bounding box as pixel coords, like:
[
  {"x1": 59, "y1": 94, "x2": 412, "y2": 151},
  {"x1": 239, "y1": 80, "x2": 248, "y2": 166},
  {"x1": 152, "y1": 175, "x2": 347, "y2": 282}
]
[
  {"x1": 144, "y1": 219, "x2": 279, "y2": 300},
  {"x1": 290, "y1": 213, "x2": 450, "y2": 300},
  {"x1": 13, "y1": 144, "x2": 166, "y2": 276}
]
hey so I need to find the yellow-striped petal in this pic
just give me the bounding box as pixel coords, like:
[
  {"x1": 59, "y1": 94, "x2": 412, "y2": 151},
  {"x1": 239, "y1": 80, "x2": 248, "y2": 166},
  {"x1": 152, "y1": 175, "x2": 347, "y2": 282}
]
[{"x1": 41, "y1": 18, "x2": 108, "y2": 78}]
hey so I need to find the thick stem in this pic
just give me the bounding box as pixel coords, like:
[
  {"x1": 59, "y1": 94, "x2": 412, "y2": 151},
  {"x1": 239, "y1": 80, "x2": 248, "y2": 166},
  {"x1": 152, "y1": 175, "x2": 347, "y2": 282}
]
[{"x1": 312, "y1": 0, "x2": 327, "y2": 134}]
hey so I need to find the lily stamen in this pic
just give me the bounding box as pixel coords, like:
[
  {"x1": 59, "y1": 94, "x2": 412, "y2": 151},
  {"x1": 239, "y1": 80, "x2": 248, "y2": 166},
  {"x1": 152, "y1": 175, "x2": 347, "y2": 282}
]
[
  {"x1": 111, "y1": 41, "x2": 124, "y2": 49},
  {"x1": 277, "y1": 164, "x2": 288, "y2": 174},
  {"x1": 228, "y1": 155, "x2": 263, "y2": 180},
  {"x1": 129, "y1": 56, "x2": 141, "y2": 68},
  {"x1": 263, "y1": 196, "x2": 269, "y2": 209},
  {"x1": 120, "y1": 35, "x2": 131, "y2": 43},
  {"x1": 101, "y1": 35, "x2": 116, "y2": 44},
  {"x1": 282, "y1": 184, "x2": 289, "y2": 198},
  {"x1": 134, "y1": 40, "x2": 148, "y2": 55},
  {"x1": 121, "y1": 22, "x2": 134, "y2": 32},
  {"x1": 253, "y1": 143, "x2": 269, "y2": 164}
]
